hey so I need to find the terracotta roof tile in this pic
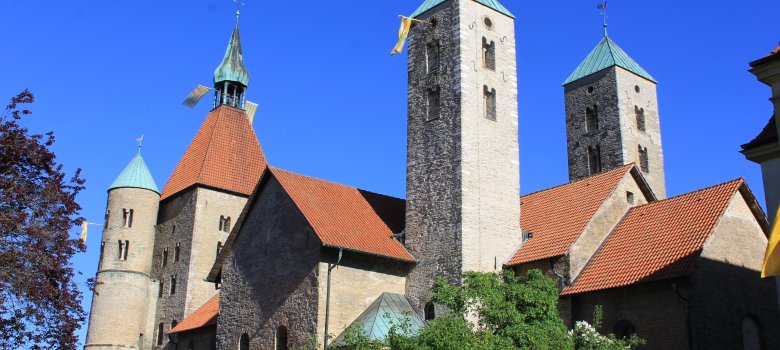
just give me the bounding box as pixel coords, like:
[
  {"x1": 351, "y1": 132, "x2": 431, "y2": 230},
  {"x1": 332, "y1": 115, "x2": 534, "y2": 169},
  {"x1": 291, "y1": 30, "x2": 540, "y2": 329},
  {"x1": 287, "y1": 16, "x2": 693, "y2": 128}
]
[
  {"x1": 561, "y1": 179, "x2": 744, "y2": 295},
  {"x1": 272, "y1": 167, "x2": 414, "y2": 262},
  {"x1": 505, "y1": 164, "x2": 635, "y2": 267},
  {"x1": 161, "y1": 106, "x2": 267, "y2": 200},
  {"x1": 168, "y1": 294, "x2": 219, "y2": 334}
]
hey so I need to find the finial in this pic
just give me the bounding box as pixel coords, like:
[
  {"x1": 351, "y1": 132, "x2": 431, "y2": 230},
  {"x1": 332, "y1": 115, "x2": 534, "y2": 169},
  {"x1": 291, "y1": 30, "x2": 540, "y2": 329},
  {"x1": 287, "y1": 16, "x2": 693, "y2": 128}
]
[
  {"x1": 136, "y1": 135, "x2": 144, "y2": 153},
  {"x1": 597, "y1": 1, "x2": 608, "y2": 37},
  {"x1": 234, "y1": 0, "x2": 244, "y2": 24}
]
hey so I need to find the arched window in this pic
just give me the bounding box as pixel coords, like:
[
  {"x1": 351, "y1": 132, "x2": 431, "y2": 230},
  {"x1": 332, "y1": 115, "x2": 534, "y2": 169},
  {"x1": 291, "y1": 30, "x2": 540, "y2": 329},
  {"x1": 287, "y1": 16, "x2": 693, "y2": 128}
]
[
  {"x1": 276, "y1": 326, "x2": 289, "y2": 350},
  {"x1": 118, "y1": 240, "x2": 125, "y2": 260},
  {"x1": 586, "y1": 105, "x2": 599, "y2": 132},
  {"x1": 122, "y1": 208, "x2": 134, "y2": 228},
  {"x1": 613, "y1": 319, "x2": 636, "y2": 339},
  {"x1": 742, "y1": 315, "x2": 764, "y2": 350},
  {"x1": 635, "y1": 106, "x2": 646, "y2": 131},
  {"x1": 123, "y1": 240, "x2": 129, "y2": 260},
  {"x1": 425, "y1": 302, "x2": 436, "y2": 321},
  {"x1": 138, "y1": 334, "x2": 144, "y2": 349},
  {"x1": 638, "y1": 145, "x2": 649, "y2": 173},
  {"x1": 483, "y1": 86, "x2": 497, "y2": 121},
  {"x1": 588, "y1": 145, "x2": 602, "y2": 175},
  {"x1": 239, "y1": 333, "x2": 250, "y2": 350},
  {"x1": 482, "y1": 37, "x2": 496, "y2": 70},
  {"x1": 426, "y1": 41, "x2": 439, "y2": 74}
]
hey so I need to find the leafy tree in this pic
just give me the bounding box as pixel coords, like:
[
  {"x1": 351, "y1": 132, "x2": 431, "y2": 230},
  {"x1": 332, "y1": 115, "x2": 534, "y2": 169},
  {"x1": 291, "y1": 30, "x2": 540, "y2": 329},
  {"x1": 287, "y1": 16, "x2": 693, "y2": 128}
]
[
  {"x1": 570, "y1": 306, "x2": 645, "y2": 350},
  {"x1": 0, "y1": 90, "x2": 87, "y2": 349}
]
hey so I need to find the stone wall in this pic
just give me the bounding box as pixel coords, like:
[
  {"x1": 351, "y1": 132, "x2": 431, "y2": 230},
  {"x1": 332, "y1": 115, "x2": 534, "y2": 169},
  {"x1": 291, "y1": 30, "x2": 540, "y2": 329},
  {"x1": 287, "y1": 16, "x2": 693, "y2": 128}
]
[
  {"x1": 173, "y1": 326, "x2": 216, "y2": 350},
  {"x1": 217, "y1": 176, "x2": 320, "y2": 349},
  {"x1": 571, "y1": 281, "x2": 689, "y2": 350},
  {"x1": 316, "y1": 250, "x2": 410, "y2": 342},
  {"x1": 690, "y1": 191, "x2": 780, "y2": 349},
  {"x1": 404, "y1": 0, "x2": 521, "y2": 314},
  {"x1": 85, "y1": 187, "x2": 160, "y2": 349}
]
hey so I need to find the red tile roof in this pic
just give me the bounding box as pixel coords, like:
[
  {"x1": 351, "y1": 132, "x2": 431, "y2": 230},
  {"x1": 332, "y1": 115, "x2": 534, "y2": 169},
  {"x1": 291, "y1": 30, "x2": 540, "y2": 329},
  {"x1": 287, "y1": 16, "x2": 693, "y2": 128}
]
[
  {"x1": 168, "y1": 294, "x2": 219, "y2": 334},
  {"x1": 161, "y1": 106, "x2": 268, "y2": 200},
  {"x1": 562, "y1": 179, "x2": 744, "y2": 296},
  {"x1": 272, "y1": 167, "x2": 414, "y2": 262},
  {"x1": 505, "y1": 164, "x2": 636, "y2": 267}
]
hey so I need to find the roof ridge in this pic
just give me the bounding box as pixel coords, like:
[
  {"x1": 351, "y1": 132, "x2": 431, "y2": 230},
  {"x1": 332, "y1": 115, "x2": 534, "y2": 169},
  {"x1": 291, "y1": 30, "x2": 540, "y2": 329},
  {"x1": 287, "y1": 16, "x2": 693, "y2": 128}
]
[
  {"x1": 270, "y1": 166, "x2": 404, "y2": 201},
  {"x1": 629, "y1": 178, "x2": 743, "y2": 210},
  {"x1": 521, "y1": 164, "x2": 634, "y2": 198}
]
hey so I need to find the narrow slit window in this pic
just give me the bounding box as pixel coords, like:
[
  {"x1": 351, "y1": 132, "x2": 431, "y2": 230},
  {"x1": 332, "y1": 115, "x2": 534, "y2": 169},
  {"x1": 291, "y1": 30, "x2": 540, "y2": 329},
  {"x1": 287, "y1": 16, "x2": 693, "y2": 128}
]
[
  {"x1": 639, "y1": 145, "x2": 649, "y2": 173},
  {"x1": 118, "y1": 240, "x2": 124, "y2": 260},
  {"x1": 100, "y1": 241, "x2": 105, "y2": 261},
  {"x1": 635, "y1": 106, "x2": 646, "y2": 131},
  {"x1": 586, "y1": 105, "x2": 599, "y2": 132},
  {"x1": 426, "y1": 42, "x2": 439, "y2": 73},
  {"x1": 157, "y1": 323, "x2": 164, "y2": 345},
  {"x1": 427, "y1": 88, "x2": 440, "y2": 121},
  {"x1": 276, "y1": 327, "x2": 289, "y2": 350},
  {"x1": 588, "y1": 145, "x2": 602, "y2": 175},
  {"x1": 483, "y1": 86, "x2": 497, "y2": 121},
  {"x1": 158, "y1": 280, "x2": 164, "y2": 298},
  {"x1": 162, "y1": 248, "x2": 168, "y2": 267},
  {"x1": 216, "y1": 242, "x2": 223, "y2": 259},
  {"x1": 170, "y1": 275, "x2": 177, "y2": 295},
  {"x1": 174, "y1": 242, "x2": 181, "y2": 262},
  {"x1": 482, "y1": 38, "x2": 495, "y2": 70},
  {"x1": 122, "y1": 209, "x2": 133, "y2": 228},
  {"x1": 123, "y1": 240, "x2": 129, "y2": 260},
  {"x1": 104, "y1": 210, "x2": 110, "y2": 227}
]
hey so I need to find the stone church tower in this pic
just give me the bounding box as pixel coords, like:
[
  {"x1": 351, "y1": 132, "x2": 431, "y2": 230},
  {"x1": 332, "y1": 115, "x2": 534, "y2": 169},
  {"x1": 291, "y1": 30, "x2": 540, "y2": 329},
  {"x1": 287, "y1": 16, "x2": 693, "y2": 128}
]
[
  {"x1": 404, "y1": 0, "x2": 522, "y2": 314},
  {"x1": 85, "y1": 152, "x2": 161, "y2": 349},
  {"x1": 564, "y1": 32, "x2": 667, "y2": 198}
]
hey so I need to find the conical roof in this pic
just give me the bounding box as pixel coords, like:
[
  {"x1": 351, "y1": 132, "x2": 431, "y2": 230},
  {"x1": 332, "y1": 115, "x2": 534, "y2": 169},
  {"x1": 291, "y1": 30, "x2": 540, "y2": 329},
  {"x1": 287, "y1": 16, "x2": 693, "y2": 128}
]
[
  {"x1": 109, "y1": 152, "x2": 159, "y2": 194},
  {"x1": 214, "y1": 23, "x2": 250, "y2": 86},
  {"x1": 160, "y1": 105, "x2": 267, "y2": 200},
  {"x1": 411, "y1": 0, "x2": 514, "y2": 18},
  {"x1": 564, "y1": 36, "x2": 656, "y2": 85}
]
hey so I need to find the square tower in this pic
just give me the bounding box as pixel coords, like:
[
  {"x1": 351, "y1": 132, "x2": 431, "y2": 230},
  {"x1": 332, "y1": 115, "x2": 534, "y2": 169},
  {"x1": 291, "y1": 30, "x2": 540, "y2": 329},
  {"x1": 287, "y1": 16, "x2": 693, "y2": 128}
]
[
  {"x1": 404, "y1": 0, "x2": 522, "y2": 313},
  {"x1": 564, "y1": 36, "x2": 667, "y2": 198}
]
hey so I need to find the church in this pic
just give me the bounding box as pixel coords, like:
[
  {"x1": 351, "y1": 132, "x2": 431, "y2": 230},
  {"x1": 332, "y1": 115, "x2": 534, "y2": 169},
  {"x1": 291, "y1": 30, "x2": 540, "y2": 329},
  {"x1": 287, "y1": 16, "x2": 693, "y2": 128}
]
[{"x1": 83, "y1": 1, "x2": 780, "y2": 349}]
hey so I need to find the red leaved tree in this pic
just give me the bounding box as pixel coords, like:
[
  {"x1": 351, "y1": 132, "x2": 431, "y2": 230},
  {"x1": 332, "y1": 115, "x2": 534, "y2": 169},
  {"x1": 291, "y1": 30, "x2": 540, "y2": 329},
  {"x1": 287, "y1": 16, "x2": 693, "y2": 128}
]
[{"x1": 0, "y1": 90, "x2": 87, "y2": 349}]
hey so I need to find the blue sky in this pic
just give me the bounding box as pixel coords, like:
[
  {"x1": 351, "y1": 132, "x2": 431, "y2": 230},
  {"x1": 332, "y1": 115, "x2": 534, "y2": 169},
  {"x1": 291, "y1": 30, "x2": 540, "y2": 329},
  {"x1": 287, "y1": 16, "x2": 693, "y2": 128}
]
[{"x1": 1, "y1": 0, "x2": 778, "y2": 345}]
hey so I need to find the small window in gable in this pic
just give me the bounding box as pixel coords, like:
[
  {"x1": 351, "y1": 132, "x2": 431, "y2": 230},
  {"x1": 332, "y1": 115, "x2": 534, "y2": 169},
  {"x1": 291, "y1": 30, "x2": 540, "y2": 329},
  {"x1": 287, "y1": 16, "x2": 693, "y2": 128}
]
[
  {"x1": 175, "y1": 242, "x2": 181, "y2": 262},
  {"x1": 427, "y1": 88, "x2": 440, "y2": 121},
  {"x1": 626, "y1": 191, "x2": 635, "y2": 204},
  {"x1": 482, "y1": 37, "x2": 496, "y2": 70},
  {"x1": 586, "y1": 105, "x2": 599, "y2": 132},
  {"x1": 122, "y1": 209, "x2": 134, "y2": 228},
  {"x1": 219, "y1": 216, "x2": 231, "y2": 232},
  {"x1": 638, "y1": 145, "x2": 649, "y2": 173},
  {"x1": 588, "y1": 145, "x2": 602, "y2": 175},
  {"x1": 425, "y1": 302, "x2": 436, "y2": 321},
  {"x1": 635, "y1": 106, "x2": 646, "y2": 131},
  {"x1": 426, "y1": 42, "x2": 439, "y2": 74},
  {"x1": 484, "y1": 86, "x2": 497, "y2": 121}
]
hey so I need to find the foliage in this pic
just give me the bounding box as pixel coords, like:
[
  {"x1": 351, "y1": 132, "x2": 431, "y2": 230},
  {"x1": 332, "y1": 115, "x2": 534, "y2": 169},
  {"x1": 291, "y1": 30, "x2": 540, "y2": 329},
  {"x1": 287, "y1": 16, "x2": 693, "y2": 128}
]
[
  {"x1": 570, "y1": 306, "x2": 645, "y2": 350},
  {"x1": 0, "y1": 90, "x2": 87, "y2": 349}
]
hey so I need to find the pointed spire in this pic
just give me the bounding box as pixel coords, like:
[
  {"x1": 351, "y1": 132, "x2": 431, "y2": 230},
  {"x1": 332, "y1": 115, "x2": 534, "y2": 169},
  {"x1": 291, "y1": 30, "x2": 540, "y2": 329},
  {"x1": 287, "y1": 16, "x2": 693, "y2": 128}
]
[
  {"x1": 110, "y1": 153, "x2": 159, "y2": 194},
  {"x1": 563, "y1": 37, "x2": 656, "y2": 85},
  {"x1": 214, "y1": 21, "x2": 250, "y2": 87}
]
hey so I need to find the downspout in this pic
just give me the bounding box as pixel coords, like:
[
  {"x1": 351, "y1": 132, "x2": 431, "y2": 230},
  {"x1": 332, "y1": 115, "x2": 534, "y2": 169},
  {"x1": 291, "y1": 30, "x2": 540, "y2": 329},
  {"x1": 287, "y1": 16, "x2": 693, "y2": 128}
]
[
  {"x1": 672, "y1": 281, "x2": 695, "y2": 349},
  {"x1": 323, "y1": 248, "x2": 343, "y2": 350}
]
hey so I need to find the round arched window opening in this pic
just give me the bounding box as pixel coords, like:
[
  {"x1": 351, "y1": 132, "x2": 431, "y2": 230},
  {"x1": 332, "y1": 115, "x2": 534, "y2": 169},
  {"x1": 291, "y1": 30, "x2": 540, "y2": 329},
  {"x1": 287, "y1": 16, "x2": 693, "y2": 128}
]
[
  {"x1": 239, "y1": 333, "x2": 249, "y2": 350},
  {"x1": 424, "y1": 302, "x2": 436, "y2": 321},
  {"x1": 635, "y1": 85, "x2": 641, "y2": 93},
  {"x1": 613, "y1": 319, "x2": 636, "y2": 339},
  {"x1": 587, "y1": 86, "x2": 594, "y2": 94},
  {"x1": 484, "y1": 17, "x2": 493, "y2": 29},
  {"x1": 276, "y1": 326, "x2": 289, "y2": 350}
]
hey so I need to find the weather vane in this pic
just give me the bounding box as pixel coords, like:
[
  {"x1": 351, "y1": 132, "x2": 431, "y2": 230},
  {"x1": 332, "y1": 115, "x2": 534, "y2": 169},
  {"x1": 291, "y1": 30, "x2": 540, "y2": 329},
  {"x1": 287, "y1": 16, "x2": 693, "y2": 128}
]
[
  {"x1": 136, "y1": 135, "x2": 144, "y2": 153},
  {"x1": 597, "y1": 1, "x2": 608, "y2": 37},
  {"x1": 234, "y1": 0, "x2": 245, "y2": 21}
]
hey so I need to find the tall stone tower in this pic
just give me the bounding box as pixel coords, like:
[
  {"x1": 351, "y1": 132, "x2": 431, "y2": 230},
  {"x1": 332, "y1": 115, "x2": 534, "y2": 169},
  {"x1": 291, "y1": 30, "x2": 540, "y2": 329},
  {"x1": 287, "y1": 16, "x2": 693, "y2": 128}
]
[
  {"x1": 564, "y1": 33, "x2": 667, "y2": 198},
  {"x1": 404, "y1": 0, "x2": 522, "y2": 314},
  {"x1": 85, "y1": 152, "x2": 160, "y2": 349},
  {"x1": 150, "y1": 16, "x2": 267, "y2": 348}
]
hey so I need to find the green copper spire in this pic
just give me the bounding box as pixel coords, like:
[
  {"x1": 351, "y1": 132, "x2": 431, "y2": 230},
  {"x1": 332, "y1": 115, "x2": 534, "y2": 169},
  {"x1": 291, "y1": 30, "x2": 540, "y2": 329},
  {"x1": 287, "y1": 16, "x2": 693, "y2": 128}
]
[
  {"x1": 411, "y1": 0, "x2": 514, "y2": 18},
  {"x1": 214, "y1": 20, "x2": 250, "y2": 87},
  {"x1": 109, "y1": 153, "x2": 159, "y2": 194},
  {"x1": 564, "y1": 36, "x2": 656, "y2": 85}
]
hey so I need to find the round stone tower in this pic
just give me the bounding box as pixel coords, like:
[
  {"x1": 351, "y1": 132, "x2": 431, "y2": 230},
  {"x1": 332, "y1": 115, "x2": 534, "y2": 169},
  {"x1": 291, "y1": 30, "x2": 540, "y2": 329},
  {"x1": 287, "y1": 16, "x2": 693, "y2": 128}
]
[{"x1": 85, "y1": 151, "x2": 160, "y2": 350}]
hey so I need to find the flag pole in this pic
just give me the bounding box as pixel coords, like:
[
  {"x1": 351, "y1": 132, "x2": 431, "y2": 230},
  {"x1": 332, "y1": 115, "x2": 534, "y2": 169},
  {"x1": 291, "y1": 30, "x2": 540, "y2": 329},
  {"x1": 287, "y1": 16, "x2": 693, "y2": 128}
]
[{"x1": 399, "y1": 15, "x2": 433, "y2": 25}]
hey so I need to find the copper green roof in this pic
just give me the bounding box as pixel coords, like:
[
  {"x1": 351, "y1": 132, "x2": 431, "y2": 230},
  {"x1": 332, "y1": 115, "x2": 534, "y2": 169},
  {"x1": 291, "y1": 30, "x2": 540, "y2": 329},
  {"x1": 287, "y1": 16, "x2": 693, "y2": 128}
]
[
  {"x1": 332, "y1": 293, "x2": 425, "y2": 345},
  {"x1": 214, "y1": 22, "x2": 250, "y2": 87},
  {"x1": 564, "y1": 36, "x2": 656, "y2": 85},
  {"x1": 109, "y1": 153, "x2": 159, "y2": 194},
  {"x1": 411, "y1": 0, "x2": 514, "y2": 18}
]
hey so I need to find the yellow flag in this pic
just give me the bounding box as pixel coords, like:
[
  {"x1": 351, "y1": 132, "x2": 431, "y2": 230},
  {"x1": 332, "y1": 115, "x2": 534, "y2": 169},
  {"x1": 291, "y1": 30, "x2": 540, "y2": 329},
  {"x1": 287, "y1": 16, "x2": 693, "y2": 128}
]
[
  {"x1": 391, "y1": 16, "x2": 413, "y2": 55},
  {"x1": 762, "y1": 205, "x2": 780, "y2": 278},
  {"x1": 81, "y1": 222, "x2": 89, "y2": 243}
]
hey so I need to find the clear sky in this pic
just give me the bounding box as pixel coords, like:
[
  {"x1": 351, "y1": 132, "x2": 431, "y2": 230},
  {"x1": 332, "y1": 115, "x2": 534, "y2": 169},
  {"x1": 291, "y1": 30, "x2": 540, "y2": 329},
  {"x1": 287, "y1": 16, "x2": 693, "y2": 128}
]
[{"x1": 1, "y1": 0, "x2": 778, "y2": 345}]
